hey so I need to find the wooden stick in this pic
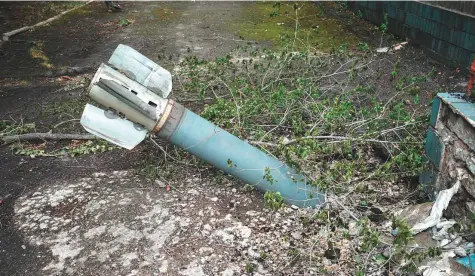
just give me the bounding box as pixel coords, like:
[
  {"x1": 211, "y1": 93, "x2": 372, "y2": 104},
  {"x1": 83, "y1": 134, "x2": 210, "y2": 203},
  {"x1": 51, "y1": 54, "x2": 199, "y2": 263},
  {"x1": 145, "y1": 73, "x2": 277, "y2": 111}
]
[
  {"x1": 2, "y1": 1, "x2": 93, "y2": 41},
  {"x1": 1, "y1": 133, "x2": 96, "y2": 144}
]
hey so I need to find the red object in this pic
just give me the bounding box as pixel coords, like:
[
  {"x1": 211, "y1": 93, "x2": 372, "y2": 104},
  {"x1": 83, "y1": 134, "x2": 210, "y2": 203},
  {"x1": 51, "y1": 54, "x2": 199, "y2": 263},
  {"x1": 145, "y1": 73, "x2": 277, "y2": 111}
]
[
  {"x1": 166, "y1": 184, "x2": 171, "y2": 192},
  {"x1": 467, "y1": 56, "x2": 475, "y2": 97},
  {"x1": 59, "y1": 76, "x2": 72, "y2": 81}
]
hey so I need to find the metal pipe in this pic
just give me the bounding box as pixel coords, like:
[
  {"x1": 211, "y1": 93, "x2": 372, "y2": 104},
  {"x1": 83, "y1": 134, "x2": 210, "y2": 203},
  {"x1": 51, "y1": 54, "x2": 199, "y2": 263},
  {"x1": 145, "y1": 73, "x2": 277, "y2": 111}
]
[{"x1": 156, "y1": 101, "x2": 325, "y2": 207}]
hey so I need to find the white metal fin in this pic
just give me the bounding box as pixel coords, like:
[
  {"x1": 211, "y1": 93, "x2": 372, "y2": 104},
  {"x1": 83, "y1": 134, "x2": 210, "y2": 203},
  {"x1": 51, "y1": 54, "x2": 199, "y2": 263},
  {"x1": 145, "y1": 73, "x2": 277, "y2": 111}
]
[
  {"x1": 109, "y1": 44, "x2": 172, "y2": 98},
  {"x1": 80, "y1": 104, "x2": 147, "y2": 150}
]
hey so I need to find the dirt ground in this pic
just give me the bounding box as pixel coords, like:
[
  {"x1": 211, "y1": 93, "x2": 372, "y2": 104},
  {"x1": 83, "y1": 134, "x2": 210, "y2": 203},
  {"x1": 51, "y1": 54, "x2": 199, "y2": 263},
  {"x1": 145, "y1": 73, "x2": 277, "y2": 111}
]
[{"x1": 0, "y1": 2, "x2": 470, "y2": 276}]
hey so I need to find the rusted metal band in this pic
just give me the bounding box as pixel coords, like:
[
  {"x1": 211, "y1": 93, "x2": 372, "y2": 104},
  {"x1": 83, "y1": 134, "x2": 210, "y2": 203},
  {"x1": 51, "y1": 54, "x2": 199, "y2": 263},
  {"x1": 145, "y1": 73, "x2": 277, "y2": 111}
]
[
  {"x1": 153, "y1": 99, "x2": 175, "y2": 133},
  {"x1": 155, "y1": 100, "x2": 186, "y2": 140}
]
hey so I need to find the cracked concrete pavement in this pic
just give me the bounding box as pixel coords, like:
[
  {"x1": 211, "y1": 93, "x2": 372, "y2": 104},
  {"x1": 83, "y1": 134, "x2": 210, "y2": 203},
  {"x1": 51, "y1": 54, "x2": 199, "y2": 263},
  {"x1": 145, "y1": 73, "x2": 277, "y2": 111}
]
[{"x1": 13, "y1": 168, "x2": 304, "y2": 275}]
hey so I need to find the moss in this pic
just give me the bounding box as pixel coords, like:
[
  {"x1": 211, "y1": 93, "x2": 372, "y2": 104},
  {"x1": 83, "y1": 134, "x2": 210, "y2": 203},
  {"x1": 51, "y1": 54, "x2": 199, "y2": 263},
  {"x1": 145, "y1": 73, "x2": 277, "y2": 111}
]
[
  {"x1": 65, "y1": 6, "x2": 93, "y2": 16},
  {"x1": 230, "y1": 2, "x2": 360, "y2": 52},
  {"x1": 29, "y1": 42, "x2": 54, "y2": 69},
  {"x1": 152, "y1": 7, "x2": 178, "y2": 21},
  {"x1": 135, "y1": 5, "x2": 180, "y2": 36}
]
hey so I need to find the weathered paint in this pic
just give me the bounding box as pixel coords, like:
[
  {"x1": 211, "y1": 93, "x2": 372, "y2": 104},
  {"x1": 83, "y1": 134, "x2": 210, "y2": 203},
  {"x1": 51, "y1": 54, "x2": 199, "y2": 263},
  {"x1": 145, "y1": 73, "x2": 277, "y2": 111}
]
[
  {"x1": 429, "y1": 96, "x2": 441, "y2": 128},
  {"x1": 438, "y1": 93, "x2": 475, "y2": 127},
  {"x1": 109, "y1": 44, "x2": 173, "y2": 99},
  {"x1": 424, "y1": 127, "x2": 444, "y2": 170},
  {"x1": 166, "y1": 108, "x2": 325, "y2": 207}
]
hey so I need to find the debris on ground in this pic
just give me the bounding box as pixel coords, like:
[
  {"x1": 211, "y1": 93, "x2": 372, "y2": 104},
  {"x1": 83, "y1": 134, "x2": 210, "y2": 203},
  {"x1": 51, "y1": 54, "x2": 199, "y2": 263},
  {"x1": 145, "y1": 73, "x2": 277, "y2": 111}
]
[
  {"x1": 377, "y1": 41, "x2": 408, "y2": 53},
  {"x1": 393, "y1": 41, "x2": 408, "y2": 51},
  {"x1": 392, "y1": 179, "x2": 475, "y2": 276},
  {"x1": 411, "y1": 180, "x2": 461, "y2": 235},
  {"x1": 419, "y1": 251, "x2": 472, "y2": 276},
  {"x1": 457, "y1": 253, "x2": 475, "y2": 274}
]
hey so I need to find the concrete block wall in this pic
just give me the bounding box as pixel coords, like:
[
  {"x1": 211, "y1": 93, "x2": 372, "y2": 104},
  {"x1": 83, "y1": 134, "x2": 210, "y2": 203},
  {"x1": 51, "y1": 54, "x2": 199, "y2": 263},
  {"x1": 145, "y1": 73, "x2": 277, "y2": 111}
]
[{"x1": 348, "y1": 1, "x2": 475, "y2": 69}]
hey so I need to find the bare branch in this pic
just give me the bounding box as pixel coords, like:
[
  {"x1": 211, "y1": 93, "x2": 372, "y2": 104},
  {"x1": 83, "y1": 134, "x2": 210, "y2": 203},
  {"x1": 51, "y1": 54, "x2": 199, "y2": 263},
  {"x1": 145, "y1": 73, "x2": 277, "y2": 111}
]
[
  {"x1": 1, "y1": 133, "x2": 96, "y2": 144},
  {"x1": 249, "y1": 135, "x2": 421, "y2": 147}
]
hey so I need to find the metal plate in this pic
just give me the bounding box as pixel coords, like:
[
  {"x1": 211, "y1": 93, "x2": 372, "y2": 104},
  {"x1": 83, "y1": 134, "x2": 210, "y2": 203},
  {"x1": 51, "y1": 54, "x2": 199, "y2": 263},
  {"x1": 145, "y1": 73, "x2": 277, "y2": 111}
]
[{"x1": 80, "y1": 104, "x2": 147, "y2": 150}]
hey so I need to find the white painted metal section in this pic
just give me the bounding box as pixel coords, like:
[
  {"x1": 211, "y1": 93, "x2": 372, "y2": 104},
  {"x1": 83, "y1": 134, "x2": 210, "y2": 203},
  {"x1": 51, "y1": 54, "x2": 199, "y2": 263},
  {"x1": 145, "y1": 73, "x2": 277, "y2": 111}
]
[
  {"x1": 89, "y1": 63, "x2": 168, "y2": 118},
  {"x1": 109, "y1": 44, "x2": 172, "y2": 98},
  {"x1": 80, "y1": 104, "x2": 147, "y2": 149}
]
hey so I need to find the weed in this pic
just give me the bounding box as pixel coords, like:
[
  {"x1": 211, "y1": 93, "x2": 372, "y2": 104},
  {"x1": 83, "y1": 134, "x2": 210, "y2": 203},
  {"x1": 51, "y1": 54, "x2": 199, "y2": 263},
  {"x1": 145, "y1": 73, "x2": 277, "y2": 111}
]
[
  {"x1": 373, "y1": 253, "x2": 388, "y2": 265},
  {"x1": 263, "y1": 167, "x2": 276, "y2": 184},
  {"x1": 357, "y1": 10, "x2": 363, "y2": 18},
  {"x1": 380, "y1": 13, "x2": 388, "y2": 33},
  {"x1": 10, "y1": 143, "x2": 50, "y2": 158},
  {"x1": 407, "y1": 86, "x2": 421, "y2": 95},
  {"x1": 314, "y1": 210, "x2": 329, "y2": 224},
  {"x1": 245, "y1": 261, "x2": 254, "y2": 273},
  {"x1": 10, "y1": 140, "x2": 117, "y2": 158},
  {"x1": 0, "y1": 120, "x2": 35, "y2": 136},
  {"x1": 359, "y1": 218, "x2": 380, "y2": 252},
  {"x1": 269, "y1": 2, "x2": 280, "y2": 17},
  {"x1": 264, "y1": 191, "x2": 284, "y2": 210},
  {"x1": 180, "y1": 43, "x2": 427, "y2": 193},
  {"x1": 119, "y1": 18, "x2": 133, "y2": 27},
  {"x1": 213, "y1": 170, "x2": 225, "y2": 184},
  {"x1": 357, "y1": 42, "x2": 369, "y2": 52},
  {"x1": 391, "y1": 216, "x2": 413, "y2": 247},
  {"x1": 391, "y1": 58, "x2": 400, "y2": 79},
  {"x1": 65, "y1": 140, "x2": 117, "y2": 157},
  {"x1": 243, "y1": 184, "x2": 256, "y2": 192},
  {"x1": 413, "y1": 94, "x2": 420, "y2": 104},
  {"x1": 259, "y1": 251, "x2": 267, "y2": 261},
  {"x1": 428, "y1": 66, "x2": 437, "y2": 78},
  {"x1": 139, "y1": 155, "x2": 163, "y2": 181}
]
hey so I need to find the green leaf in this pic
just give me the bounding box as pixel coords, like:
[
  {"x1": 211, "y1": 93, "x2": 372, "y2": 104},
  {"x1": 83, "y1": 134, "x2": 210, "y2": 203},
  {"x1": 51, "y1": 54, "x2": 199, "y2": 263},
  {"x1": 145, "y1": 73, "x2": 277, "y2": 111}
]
[
  {"x1": 374, "y1": 254, "x2": 387, "y2": 265},
  {"x1": 119, "y1": 18, "x2": 131, "y2": 27},
  {"x1": 413, "y1": 94, "x2": 419, "y2": 104},
  {"x1": 354, "y1": 254, "x2": 363, "y2": 264}
]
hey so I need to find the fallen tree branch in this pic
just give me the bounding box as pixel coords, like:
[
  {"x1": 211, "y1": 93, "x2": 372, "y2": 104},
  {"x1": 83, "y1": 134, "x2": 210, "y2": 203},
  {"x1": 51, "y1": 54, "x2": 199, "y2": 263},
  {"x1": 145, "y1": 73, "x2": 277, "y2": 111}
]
[
  {"x1": 250, "y1": 135, "x2": 421, "y2": 147},
  {"x1": 285, "y1": 136, "x2": 408, "y2": 145},
  {"x1": 2, "y1": 1, "x2": 93, "y2": 41},
  {"x1": 53, "y1": 119, "x2": 80, "y2": 129},
  {"x1": 1, "y1": 133, "x2": 96, "y2": 144}
]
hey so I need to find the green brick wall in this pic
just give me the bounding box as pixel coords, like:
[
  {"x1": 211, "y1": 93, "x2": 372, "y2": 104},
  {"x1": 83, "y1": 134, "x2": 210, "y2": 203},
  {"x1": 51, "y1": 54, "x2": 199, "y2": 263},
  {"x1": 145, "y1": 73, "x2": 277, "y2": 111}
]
[{"x1": 348, "y1": 1, "x2": 475, "y2": 69}]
